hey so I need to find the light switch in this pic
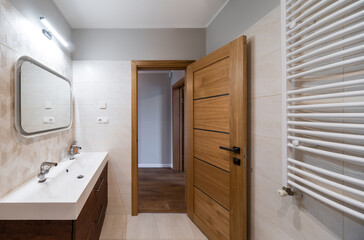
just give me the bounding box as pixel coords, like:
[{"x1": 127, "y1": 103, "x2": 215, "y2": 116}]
[
  {"x1": 97, "y1": 117, "x2": 109, "y2": 124},
  {"x1": 43, "y1": 117, "x2": 55, "y2": 124},
  {"x1": 45, "y1": 101, "x2": 53, "y2": 109},
  {"x1": 99, "y1": 101, "x2": 107, "y2": 109}
]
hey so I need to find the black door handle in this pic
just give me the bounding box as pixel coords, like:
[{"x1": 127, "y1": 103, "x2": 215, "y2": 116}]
[{"x1": 219, "y1": 146, "x2": 240, "y2": 154}]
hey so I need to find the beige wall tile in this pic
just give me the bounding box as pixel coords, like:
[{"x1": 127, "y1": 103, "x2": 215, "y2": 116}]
[
  {"x1": 100, "y1": 214, "x2": 127, "y2": 240},
  {"x1": 251, "y1": 172, "x2": 344, "y2": 240},
  {"x1": 106, "y1": 193, "x2": 127, "y2": 215},
  {"x1": 120, "y1": 193, "x2": 132, "y2": 215},
  {"x1": 243, "y1": 6, "x2": 281, "y2": 61},
  {"x1": 0, "y1": 1, "x2": 73, "y2": 198},
  {"x1": 249, "y1": 50, "x2": 281, "y2": 99},
  {"x1": 107, "y1": 163, "x2": 128, "y2": 216},
  {"x1": 250, "y1": 135, "x2": 282, "y2": 183},
  {"x1": 0, "y1": 8, "x2": 16, "y2": 49},
  {"x1": 250, "y1": 95, "x2": 282, "y2": 139},
  {"x1": 344, "y1": 215, "x2": 364, "y2": 240},
  {"x1": 251, "y1": 209, "x2": 293, "y2": 240}
]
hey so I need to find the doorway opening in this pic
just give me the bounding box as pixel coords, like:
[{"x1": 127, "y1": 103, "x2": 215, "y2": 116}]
[
  {"x1": 131, "y1": 61, "x2": 194, "y2": 216},
  {"x1": 137, "y1": 70, "x2": 185, "y2": 213}
]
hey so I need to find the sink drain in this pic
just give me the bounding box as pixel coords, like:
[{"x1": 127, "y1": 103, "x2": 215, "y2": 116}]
[{"x1": 77, "y1": 175, "x2": 84, "y2": 179}]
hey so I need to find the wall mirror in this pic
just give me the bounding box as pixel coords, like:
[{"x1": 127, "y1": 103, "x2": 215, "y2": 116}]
[{"x1": 15, "y1": 56, "x2": 72, "y2": 137}]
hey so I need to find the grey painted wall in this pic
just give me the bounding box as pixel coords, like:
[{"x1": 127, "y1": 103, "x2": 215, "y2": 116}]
[
  {"x1": 7, "y1": 0, "x2": 72, "y2": 55},
  {"x1": 206, "y1": 0, "x2": 280, "y2": 53},
  {"x1": 72, "y1": 28, "x2": 206, "y2": 60},
  {"x1": 138, "y1": 72, "x2": 172, "y2": 167}
]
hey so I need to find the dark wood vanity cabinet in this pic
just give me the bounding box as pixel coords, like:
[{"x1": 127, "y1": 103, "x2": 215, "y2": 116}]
[
  {"x1": 73, "y1": 164, "x2": 108, "y2": 240},
  {"x1": 0, "y1": 163, "x2": 108, "y2": 240}
]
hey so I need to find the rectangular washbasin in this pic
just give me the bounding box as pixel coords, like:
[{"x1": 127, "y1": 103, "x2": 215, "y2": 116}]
[{"x1": 0, "y1": 152, "x2": 108, "y2": 220}]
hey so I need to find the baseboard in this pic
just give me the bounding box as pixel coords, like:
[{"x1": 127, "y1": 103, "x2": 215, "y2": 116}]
[{"x1": 138, "y1": 163, "x2": 172, "y2": 168}]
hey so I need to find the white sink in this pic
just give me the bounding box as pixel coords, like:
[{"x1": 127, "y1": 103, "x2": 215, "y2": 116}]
[{"x1": 0, "y1": 152, "x2": 108, "y2": 220}]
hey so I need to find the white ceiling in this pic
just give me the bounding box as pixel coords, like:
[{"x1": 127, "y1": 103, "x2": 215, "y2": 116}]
[{"x1": 52, "y1": 0, "x2": 229, "y2": 29}]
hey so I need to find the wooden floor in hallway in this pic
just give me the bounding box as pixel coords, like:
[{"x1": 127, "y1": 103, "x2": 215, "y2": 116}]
[{"x1": 138, "y1": 168, "x2": 186, "y2": 213}]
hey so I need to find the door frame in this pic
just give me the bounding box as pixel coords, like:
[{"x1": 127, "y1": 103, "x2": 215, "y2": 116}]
[
  {"x1": 172, "y1": 77, "x2": 185, "y2": 171},
  {"x1": 131, "y1": 60, "x2": 194, "y2": 216}
]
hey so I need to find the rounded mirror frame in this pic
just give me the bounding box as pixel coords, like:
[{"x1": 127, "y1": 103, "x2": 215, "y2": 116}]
[{"x1": 14, "y1": 56, "x2": 73, "y2": 138}]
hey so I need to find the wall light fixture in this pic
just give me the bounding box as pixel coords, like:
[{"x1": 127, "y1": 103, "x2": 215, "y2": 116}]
[{"x1": 40, "y1": 17, "x2": 68, "y2": 47}]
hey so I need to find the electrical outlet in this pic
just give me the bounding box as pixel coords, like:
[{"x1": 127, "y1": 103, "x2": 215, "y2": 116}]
[
  {"x1": 43, "y1": 117, "x2": 55, "y2": 124},
  {"x1": 97, "y1": 117, "x2": 109, "y2": 124}
]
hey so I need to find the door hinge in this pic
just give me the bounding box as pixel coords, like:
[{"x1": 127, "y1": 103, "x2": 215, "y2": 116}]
[{"x1": 181, "y1": 98, "x2": 184, "y2": 104}]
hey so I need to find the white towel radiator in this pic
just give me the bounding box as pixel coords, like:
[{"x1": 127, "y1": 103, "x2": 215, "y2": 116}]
[{"x1": 281, "y1": 0, "x2": 364, "y2": 220}]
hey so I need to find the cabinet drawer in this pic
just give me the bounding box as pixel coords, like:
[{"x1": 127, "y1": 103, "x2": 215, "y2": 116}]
[
  {"x1": 94, "y1": 166, "x2": 108, "y2": 204},
  {"x1": 92, "y1": 194, "x2": 107, "y2": 240},
  {"x1": 73, "y1": 190, "x2": 96, "y2": 240},
  {"x1": 92, "y1": 164, "x2": 108, "y2": 240}
]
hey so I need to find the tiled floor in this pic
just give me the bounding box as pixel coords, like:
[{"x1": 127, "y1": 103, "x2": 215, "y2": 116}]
[
  {"x1": 99, "y1": 213, "x2": 207, "y2": 240},
  {"x1": 101, "y1": 164, "x2": 206, "y2": 240}
]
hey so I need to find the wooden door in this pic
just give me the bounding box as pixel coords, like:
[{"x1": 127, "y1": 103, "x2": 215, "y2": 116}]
[{"x1": 185, "y1": 36, "x2": 247, "y2": 240}]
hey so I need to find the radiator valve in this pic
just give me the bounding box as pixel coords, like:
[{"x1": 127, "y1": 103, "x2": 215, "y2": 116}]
[{"x1": 277, "y1": 187, "x2": 295, "y2": 197}]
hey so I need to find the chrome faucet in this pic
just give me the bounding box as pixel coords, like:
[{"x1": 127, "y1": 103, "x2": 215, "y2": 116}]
[
  {"x1": 38, "y1": 162, "x2": 58, "y2": 183},
  {"x1": 69, "y1": 141, "x2": 82, "y2": 160}
]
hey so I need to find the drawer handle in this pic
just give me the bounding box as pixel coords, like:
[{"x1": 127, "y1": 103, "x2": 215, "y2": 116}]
[
  {"x1": 94, "y1": 205, "x2": 104, "y2": 224},
  {"x1": 94, "y1": 177, "x2": 104, "y2": 192}
]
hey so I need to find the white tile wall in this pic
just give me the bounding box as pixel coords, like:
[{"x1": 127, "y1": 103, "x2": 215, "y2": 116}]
[
  {"x1": 74, "y1": 82, "x2": 95, "y2": 104},
  {"x1": 73, "y1": 61, "x2": 94, "y2": 83},
  {"x1": 95, "y1": 83, "x2": 131, "y2": 105},
  {"x1": 73, "y1": 60, "x2": 132, "y2": 215},
  {"x1": 95, "y1": 61, "x2": 131, "y2": 83}
]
